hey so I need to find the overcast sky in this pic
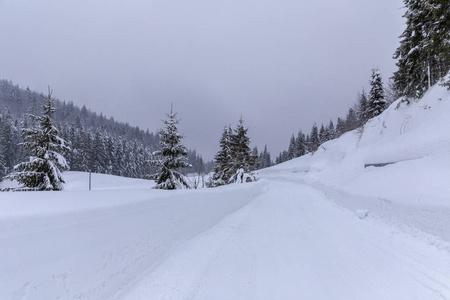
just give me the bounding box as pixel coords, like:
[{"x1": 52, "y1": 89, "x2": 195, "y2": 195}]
[{"x1": 0, "y1": 0, "x2": 405, "y2": 159}]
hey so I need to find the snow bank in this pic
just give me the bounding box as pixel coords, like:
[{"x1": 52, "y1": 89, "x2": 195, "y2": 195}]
[
  {"x1": 0, "y1": 173, "x2": 265, "y2": 300},
  {"x1": 261, "y1": 81, "x2": 450, "y2": 240}
]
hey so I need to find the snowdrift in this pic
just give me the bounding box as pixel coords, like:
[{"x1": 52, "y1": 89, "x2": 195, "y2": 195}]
[
  {"x1": 0, "y1": 172, "x2": 265, "y2": 299},
  {"x1": 262, "y1": 80, "x2": 450, "y2": 240}
]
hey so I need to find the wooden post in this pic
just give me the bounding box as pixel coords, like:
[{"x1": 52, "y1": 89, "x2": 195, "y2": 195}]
[{"x1": 89, "y1": 171, "x2": 91, "y2": 191}]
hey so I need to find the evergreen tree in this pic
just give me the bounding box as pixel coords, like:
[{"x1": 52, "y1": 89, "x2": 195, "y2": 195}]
[
  {"x1": 153, "y1": 106, "x2": 191, "y2": 190},
  {"x1": 367, "y1": 69, "x2": 386, "y2": 119},
  {"x1": 344, "y1": 108, "x2": 358, "y2": 132},
  {"x1": 259, "y1": 145, "x2": 272, "y2": 169},
  {"x1": 287, "y1": 134, "x2": 296, "y2": 160},
  {"x1": 252, "y1": 146, "x2": 260, "y2": 170},
  {"x1": 6, "y1": 89, "x2": 69, "y2": 191},
  {"x1": 92, "y1": 130, "x2": 107, "y2": 173},
  {"x1": 355, "y1": 89, "x2": 369, "y2": 126},
  {"x1": 318, "y1": 123, "x2": 326, "y2": 144},
  {"x1": 227, "y1": 117, "x2": 257, "y2": 183},
  {"x1": 295, "y1": 130, "x2": 306, "y2": 157},
  {"x1": 211, "y1": 118, "x2": 257, "y2": 185},
  {"x1": 309, "y1": 123, "x2": 319, "y2": 152},
  {"x1": 0, "y1": 108, "x2": 16, "y2": 176},
  {"x1": 210, "y1": 126, "x2": 233, "y2": 186},
  {"x1": 335, "y1": 117, "x2": 346, "y2": 137},
  {"x1": 392, "y1": 0, "x2": 450, "y2": 99},
  {"x1": 327, "y1": 119, "x2": 336, "y2": 140},
  {"x1": 276, "y1": 150, "x2": 289, "y2": 164}
]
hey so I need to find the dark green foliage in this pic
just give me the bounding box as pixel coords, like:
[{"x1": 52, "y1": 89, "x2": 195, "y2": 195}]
[
  {"x1": 288, "y1": 135, "x2": 296, "y2": 160},
  {"x1": 259, "y1": 145, "x2": 272, "y2": 169},
  {"x1": 295, "y1": 131, "x2": 306, "y2": 158},
  {"x1": 211, "y1": 126, "x2": 233, "y2": 186},
  {"x1": 0, "y1": 108, "x2": 18, "y2": 178},
  {"x1": 392, "y1": 0, "x2": 450, "y2": 99},
  {"x1": 309, "y1": 123, "x2": 319, "y2": 152},
  {"x1": 6, "y1": 89, "x2": 69, "y2": 191},
  {"x1": 355, "y1": 89, "x2": 369, "y2": 126},
  {"x1": 344, "y1": 108, "x2": 358, "y2": 132},
  {"x1": 367, "y1": 69, "x2": 386, "y2": 119},
  {"x1": 153, "y1": 107, "x2": 192, "y2": 190},
  {"x1": 211, "y1": 118, "x2": 257, "y2": 186}
]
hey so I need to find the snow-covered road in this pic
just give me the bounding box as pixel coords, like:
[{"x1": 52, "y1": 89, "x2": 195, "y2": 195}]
[
  {"x1": 2, "y1": 172, "x2": 450, "y2": 300},
  {"x1": 118, "y1": 179, "x2": 450, "y2": 300}
]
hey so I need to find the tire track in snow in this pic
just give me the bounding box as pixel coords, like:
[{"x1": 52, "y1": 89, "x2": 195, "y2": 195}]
[{"x1": 117, "y1": 179, "x2": 450, "y2": 300}]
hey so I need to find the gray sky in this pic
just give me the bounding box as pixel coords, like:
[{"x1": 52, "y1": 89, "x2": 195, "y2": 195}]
[{"x1": 0, "y1": 0, "x2": 405, "y2": 159}]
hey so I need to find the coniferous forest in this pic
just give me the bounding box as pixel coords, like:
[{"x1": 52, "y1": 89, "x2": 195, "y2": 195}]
[
  {"x1": 1, "y1": 0, "x2": 449, "y2": 188},
  {"x1": 0, "y1": 80, "x2": 212, "y2": 182}
]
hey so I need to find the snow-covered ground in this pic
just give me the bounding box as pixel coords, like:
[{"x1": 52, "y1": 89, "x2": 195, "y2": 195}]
[{"x1": 2, "y1": 82, "x2": 450, "y2": 299}]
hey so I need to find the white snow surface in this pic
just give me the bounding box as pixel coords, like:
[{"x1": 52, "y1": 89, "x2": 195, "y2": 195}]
[{"x1": 2, "y1": 82, "x2": 450, "y2": 299}]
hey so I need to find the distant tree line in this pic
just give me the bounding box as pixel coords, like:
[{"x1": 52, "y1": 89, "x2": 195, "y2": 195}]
[
  {"x1": 0, "y1": 80, "x2": 211, "y2": 181},
  {"x1": 276, "y1": 68, "x2": 391, "y2": 164},
  {"x1": 277, "y1": 0, "x2": 450, "y2": 164}
]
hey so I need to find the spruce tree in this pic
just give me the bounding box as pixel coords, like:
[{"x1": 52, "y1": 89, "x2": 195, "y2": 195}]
[
  {"x1": 356, "y1": 89, "x2": 369, "y2": 126},
  {"x1": 210, "y1": 126, "x2": 233, "y2": 186},
  {"x1": 0, "y1": 108, "x2": 16, "y2": 176},
  {"x1": 309, "y1": 123, "x2": 319, "y2": 152},
  {"x1": 367, "y1": 69, "x2": 386, "y2": 119},
  {"x1": 227, "y1": 117, "x2": 257, "y2": 183},
  {"x1": 295, "y1": 130, "x2": 306, "y2": 157},
  {"x1": 327, "y1": 119, "x2": 336, "y2": 140},
  {"x1": 6, "y1": 89, "x2": 69, "y2": 191},
  {"x1": 344, "y1": 108, "x2": 358, "y2": 132},
  {"x1": 287, "y1": 134, "x2": 296, "y2": 160},
  {"x1": 318, "y1": 124, "x2": 326, "y2": 144},
  {"x1": 392, "y1": 0, "x2": 450, "y2": 99},
  {"x1": 153, "y1": 106, "x2": 191, "y2": 190},
  {"x1": 259, "y1": 145, "x2": 272, "y2": 169},
  {"x1": 211, "y1": 118, "x2": 257, "y2": 185},
  {"x1": 335, "y1": 117, "x2": 346, "y2": 137}
]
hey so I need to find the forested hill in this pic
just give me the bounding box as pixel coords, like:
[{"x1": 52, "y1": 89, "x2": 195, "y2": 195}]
[{"x1": 0, "y1": 79, "x2": 210, "y2": 179}]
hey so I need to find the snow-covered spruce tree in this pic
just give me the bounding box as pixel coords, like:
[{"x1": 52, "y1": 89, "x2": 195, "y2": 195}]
[
  {"x1": 287, "y1": 134, "x2": 296, "y2": 160},
  {"x1": 0, "y1": 108, "x2": 18, "y2": 176},
  {"x1": 392, "y1": 0, "x2": 450, "y2": 99},
  {"x1": 367, "y1": 69, "x2": 386, "y2": 119},
  {"x1": 210, "y1": 118, "x2": 257, "y2": 186},
  {"x1": 209, "y1": 126, "x2": 233, "y2": 186},
  {"x1": 226, "y1": 118, "x2": 257, "y2": 184},
  {"x1": 355, "y1": 89, "x2": 369, "y2": 126},
  {"x1": 295, "y1": 130, "x2": 306, "y2": 157},
  {"x1": 259, "y1": 144, "x2": 272, "y2": 169},
  {"x1": 153, "y1": 106, "x2": 192, "y2": 190},
  {"x1": 6, "y1": 88, "x2": 69, "y2": 191},
  {"x1": 309, "y1": 123, "x2": 319, "y2": 152}
]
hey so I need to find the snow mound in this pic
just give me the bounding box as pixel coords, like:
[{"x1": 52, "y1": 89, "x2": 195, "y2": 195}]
[{"x1": 261, "y1": 81, "x2": 450, "y2": 241}]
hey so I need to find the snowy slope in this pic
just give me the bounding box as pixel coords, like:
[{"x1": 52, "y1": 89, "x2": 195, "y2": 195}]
[
  {"x1": 262, "y1": 81, "x2": 450, "y2": 241},
  {"x1": 0, "y1": 173, "x2": 264, "y2": 300},
  {"x1": 1, "y1": 82, "x2": 450, "y2": 299}
]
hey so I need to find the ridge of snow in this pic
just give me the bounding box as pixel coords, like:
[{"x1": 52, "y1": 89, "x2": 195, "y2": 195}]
[{"x1": 261, "y1": 80, "x2": 450, "y2": 240}]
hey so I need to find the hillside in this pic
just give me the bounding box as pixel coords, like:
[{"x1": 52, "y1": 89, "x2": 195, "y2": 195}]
[
  {"x1": 1, "y1": 82, "x2": 450, "y2": 299},
  {"x1": 264, "y1": 78, "x2": 450, "y2": 241},
  {"x1": 0, "y1": 79, "x2": 210, "y2": 179}
]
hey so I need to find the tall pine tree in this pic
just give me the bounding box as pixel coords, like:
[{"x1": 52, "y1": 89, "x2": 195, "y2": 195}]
[
  {"x1": 6, "y1": 88, "x2": 69, "y2": 191},
  {"x1": 392, "y1": 0, "x2": 450, "y2": 99},
  {"x1": 367, "y1": 69, "x2": 386, "y2": 119},
  {"x1": 210, "y1": 118, "x2": 257, "y2": 186},
  {"x1": 210, "y1": 126, "x2": 233, "y2": 186},
  {"x1": 227, "y1": 117, "x2": 257, "y2": 183},
  {"x1": 153, "y1": 105, "x2": 191, "y2": 190}
]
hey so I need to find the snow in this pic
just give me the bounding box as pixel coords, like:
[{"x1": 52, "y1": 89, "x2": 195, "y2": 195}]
[{"x1": 1, "y1": 82, "x2": 450, "y2": 299}]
